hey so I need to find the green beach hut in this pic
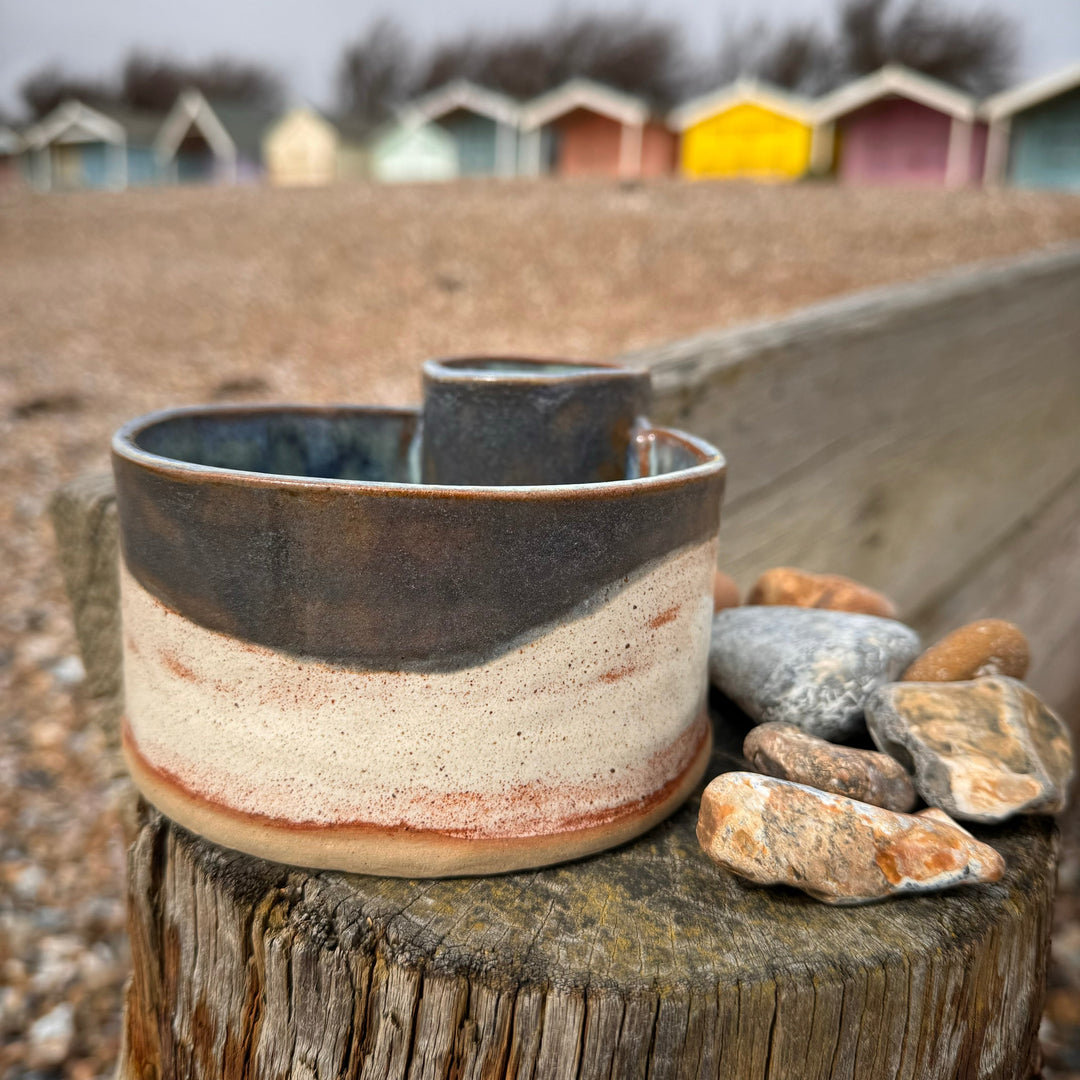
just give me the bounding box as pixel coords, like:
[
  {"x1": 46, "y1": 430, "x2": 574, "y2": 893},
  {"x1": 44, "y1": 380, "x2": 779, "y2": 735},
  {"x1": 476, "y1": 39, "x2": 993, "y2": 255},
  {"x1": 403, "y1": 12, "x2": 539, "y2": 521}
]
[{"x1": 369, "y1": 113, "x2": 458, "y2": 183}]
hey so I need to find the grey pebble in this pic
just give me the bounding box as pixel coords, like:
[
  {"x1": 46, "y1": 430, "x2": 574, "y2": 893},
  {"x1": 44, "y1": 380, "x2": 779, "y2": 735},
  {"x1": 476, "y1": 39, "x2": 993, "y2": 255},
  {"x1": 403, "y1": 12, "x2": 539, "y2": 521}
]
[{"x1": 709, "y1": 606, "x2": 921, "y2": 740}]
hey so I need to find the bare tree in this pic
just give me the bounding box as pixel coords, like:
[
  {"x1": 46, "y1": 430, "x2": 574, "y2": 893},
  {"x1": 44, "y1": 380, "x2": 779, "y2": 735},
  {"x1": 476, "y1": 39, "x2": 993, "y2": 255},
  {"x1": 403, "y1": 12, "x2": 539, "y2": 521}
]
[
  {"x1": 337, "y1": 18, "x2": 415, "y2": 129},
  {"x1": 19, "y1": 65, "x2": 114, "y2": 119},
  {"x1": 756, "y1": 26, "x2": 838, "y2": 93},
  {"x1": 702, "y1": 0, "x2": 1015, "y2": 96},
  {"x1": 705, "y1": 19, "x2": 836, "y2": 94},
  {"x1": 416, "y1": 12, "x2": 689, "y2": 108},
  {"x1": 19, "y1": 53, "x2": 283, "y2": 121},
  {"x1": 546, "y1": 13, "x2": 688, "y2": 106},
  {"x1": 419, "y1": 35, "x2": 554, "y2": 101},
  {"x1": 121, "y1": 53, "x2": 284, "y2": 113},
  {"x1": 838, "y1": 0, "x2": 1017, "y2": 94}
]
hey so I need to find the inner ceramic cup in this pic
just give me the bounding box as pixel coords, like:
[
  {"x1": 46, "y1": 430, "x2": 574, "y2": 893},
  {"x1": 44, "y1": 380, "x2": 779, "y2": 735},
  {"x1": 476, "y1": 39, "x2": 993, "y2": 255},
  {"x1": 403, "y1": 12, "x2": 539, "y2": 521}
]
[
  {"x1": 421, "y1": 356, "x2": 651, "y2": 486},
  {"x1": 114, "y1": 381, "x2": 725, "y2": 877}
]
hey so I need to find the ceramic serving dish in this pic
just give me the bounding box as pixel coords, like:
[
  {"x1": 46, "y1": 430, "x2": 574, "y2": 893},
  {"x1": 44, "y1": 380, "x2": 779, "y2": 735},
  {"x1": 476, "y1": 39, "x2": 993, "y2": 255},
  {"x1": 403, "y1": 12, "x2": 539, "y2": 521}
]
[{"x1": 113, "y1": 358, "x2": 726, "y2": 876}]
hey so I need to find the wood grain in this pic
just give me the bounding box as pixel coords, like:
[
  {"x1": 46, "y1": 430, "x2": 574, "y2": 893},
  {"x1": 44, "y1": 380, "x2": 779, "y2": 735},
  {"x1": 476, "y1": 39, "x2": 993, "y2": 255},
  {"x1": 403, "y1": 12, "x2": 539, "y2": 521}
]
[{"x1": 629, "y1": 246, "x2": 1080, "y2": 715}]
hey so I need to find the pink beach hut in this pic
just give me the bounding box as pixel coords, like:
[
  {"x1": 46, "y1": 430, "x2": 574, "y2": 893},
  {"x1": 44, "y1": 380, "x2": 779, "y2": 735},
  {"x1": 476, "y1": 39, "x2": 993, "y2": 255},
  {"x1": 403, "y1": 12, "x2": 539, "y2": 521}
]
[{"x1": 816, "y1": 65, "x2": 986, "y2": 186}]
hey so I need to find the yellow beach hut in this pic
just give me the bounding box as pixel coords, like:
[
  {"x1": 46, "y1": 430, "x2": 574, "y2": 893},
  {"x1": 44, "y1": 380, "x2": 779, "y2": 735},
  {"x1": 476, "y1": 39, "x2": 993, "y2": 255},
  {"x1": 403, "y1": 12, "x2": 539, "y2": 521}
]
[
  {"x1": 263, "y1": 106, "x2": 340, "y2": 186},
  {"x1": 669, "y1": 79, "x2": 820, "y2": 181}
]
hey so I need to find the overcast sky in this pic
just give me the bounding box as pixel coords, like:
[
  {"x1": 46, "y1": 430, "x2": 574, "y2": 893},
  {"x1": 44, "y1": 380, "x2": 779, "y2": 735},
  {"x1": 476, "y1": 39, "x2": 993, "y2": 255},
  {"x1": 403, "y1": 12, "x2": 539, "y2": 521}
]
[{"x1": 2, "y1": 0, "x2": 1078, "y2": 117}]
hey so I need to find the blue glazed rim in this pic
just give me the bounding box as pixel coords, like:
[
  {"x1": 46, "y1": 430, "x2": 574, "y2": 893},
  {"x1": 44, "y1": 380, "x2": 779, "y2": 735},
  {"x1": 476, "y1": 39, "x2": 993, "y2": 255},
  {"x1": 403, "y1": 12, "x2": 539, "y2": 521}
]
[
  {"x1": 112, "y1": 403, "x2": 726, "y2": 498},
  {"x1": 422, "y1": 355, "x2": 650, "y2": 384}
]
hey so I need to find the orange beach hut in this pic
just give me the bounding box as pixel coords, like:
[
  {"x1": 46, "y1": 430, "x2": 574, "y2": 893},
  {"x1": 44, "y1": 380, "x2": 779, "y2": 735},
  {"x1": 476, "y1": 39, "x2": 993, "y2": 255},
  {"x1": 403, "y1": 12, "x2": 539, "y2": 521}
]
[{"x1": 519, "y1": 78, "x2": 676, "y2": 179}]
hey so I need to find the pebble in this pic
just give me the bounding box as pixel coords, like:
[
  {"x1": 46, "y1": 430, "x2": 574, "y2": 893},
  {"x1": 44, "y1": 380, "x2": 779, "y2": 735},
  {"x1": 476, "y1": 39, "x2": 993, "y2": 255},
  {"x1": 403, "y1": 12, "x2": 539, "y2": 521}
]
[
  {"x1": 697, "y1": 771, "x2": 1005, "y2": 905},
  {"x1": 867, "y1": 676, "x2": 1074, "y2": 823},
  {"x1": 743, "y1": 722, "x2": 917, "y2": 811},
  {"x1": 48, "y1": 654, "x2": 86, "y2": 687},
  {"x1": 746, "y1": 567, "x2": 897, "y2": 618},
  {"x1": 26, "y1": 1002, "x2": 75, "y2": 1068},
  {"x1": 31, "y1": 935, "x2": 86, "y2": 994},
  {"x1": 709, "y1": 606, "x2": 921, "y2": 739},
  {"x1": 713, "y1": 570, "x2": 740, "y2": 612},
  {"x1": 901, "y1": 619, "x2": 1030, "y2": 682},
  {"x1": 12, "y1": 862, "x2": 46, "y2": 901}
]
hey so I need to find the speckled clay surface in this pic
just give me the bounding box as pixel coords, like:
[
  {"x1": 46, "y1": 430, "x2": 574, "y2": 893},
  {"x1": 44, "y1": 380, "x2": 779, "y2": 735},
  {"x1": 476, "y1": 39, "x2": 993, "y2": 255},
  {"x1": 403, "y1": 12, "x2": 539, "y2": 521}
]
[{"x1": 113, "y1": 363, "x2": 726, "y2": 876}]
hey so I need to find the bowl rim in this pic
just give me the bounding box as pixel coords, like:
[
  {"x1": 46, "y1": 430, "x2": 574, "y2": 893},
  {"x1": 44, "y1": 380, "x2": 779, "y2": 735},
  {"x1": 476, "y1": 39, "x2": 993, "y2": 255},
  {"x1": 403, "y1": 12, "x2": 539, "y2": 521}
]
[
  {"x1": 112, "y1": 403, "x2": 725, "y2": 500},
  {"x1": 422, "y1": 355, "x2": 651, "y2": 385}
]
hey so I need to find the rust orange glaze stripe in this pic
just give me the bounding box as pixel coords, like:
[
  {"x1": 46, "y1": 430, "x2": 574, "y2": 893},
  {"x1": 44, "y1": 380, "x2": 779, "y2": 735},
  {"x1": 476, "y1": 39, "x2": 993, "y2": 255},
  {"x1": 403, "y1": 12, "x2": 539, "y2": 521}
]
[
  {"x1": 122, "y1": 711, "x2": 711, "y2": 842},
  {"x1": 123, "y1": 716, "x2": 713, "y2": 876}
]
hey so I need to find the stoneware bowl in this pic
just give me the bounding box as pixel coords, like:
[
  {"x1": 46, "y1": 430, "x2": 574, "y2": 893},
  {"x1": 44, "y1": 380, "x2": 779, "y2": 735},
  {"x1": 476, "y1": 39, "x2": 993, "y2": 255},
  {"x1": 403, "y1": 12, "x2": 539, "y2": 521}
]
[{"x1": 113, "y1": 359, "x2": 726, "y2": 876}]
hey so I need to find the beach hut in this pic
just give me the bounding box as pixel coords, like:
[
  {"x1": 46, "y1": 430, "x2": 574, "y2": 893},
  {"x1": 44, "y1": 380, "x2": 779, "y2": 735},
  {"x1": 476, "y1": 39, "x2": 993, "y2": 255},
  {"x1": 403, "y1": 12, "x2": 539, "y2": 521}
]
[
  {"x1": 414, "y1": 79, "x2": 522, "y2": 177},
  {"x1": 815, "y1": 65, "x2": 985, "y2": 187},
  {"x1": 155, "y1": 89, "x2": 239, "y2": 183},
  {"x1": 0, "y1": 127, "x2": 23, "y2": 186},
  {"x1": 369, "y1": 114, "x2": 458, "y2": 183},
  {"x1": 669, "y1": 79, "x2": 819, "y2": 181},
  {"x1": 519, "y1": 78, "x2": 675, "y2": 179},
  {"x1": 983, "y1": 63, "x2": 1080, "y2": 191},
  {"x1": 334, "y1": 116, "x2": 374, "y2": 182},
  {"x1": 20, "y1": 100, "x2": 160, "y2": 191},
  {"x1": 263, "y1": 106, "x2": 340, "y2": 186},
  {"x1": 214, "y1": 102, "x2": 281, "y2": 182}
]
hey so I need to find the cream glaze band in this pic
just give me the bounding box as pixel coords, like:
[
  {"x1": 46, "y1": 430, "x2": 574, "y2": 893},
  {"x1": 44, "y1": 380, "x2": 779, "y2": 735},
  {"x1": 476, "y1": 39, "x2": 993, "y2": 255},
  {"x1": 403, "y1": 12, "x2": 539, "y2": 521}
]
[{"x1": 120, "y1": 539, "x2": 716, "y2": 869}]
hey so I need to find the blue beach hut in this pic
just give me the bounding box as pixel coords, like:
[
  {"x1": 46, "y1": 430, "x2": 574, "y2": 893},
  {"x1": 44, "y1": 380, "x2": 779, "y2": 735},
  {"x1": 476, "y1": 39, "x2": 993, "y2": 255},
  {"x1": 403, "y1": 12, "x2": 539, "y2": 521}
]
[
  {"x1": 21, "y1": 100, "x2": 158, "y2": 191},
  {"x1": 983, "y1": 63, "x2": 1080, "y2": 191},
  {"x1": 413, "y1": 80, "x2": 522, "y2": 177}
]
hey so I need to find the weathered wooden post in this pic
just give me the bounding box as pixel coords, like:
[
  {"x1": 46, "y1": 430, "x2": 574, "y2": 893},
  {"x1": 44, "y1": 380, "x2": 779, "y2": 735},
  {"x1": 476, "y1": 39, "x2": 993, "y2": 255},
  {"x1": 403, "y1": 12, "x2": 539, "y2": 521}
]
[{"x1": 54, "y1": 474, "x2": 1057, "y2": 1080}]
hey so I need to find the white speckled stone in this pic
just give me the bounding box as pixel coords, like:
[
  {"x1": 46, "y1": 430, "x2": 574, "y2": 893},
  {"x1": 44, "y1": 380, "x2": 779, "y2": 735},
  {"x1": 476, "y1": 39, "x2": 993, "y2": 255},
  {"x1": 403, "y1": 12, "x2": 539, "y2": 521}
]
[
  {"x1": 867, "y1": 677, "x2": 1074, "y2": 824},
  {"x1": 708, "y1": 607, "x2": 921, "y2": 740},
  {"x1": 697, "y1": 772, "x2": 1005, "y2": 905}
]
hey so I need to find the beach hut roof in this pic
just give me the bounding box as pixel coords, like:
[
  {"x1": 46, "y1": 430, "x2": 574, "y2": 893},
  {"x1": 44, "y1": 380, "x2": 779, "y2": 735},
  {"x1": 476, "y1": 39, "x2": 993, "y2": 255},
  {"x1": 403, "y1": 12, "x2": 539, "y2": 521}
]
[
  {"x1": 982, "y1": 62, "x2": 1080, "y2": 121},
  {"x1": 264, "y1": 104, "x2": 339, "y2": 138},
  {"x1": 815, "y1": 65, "x2": 977, "y2": 124},
  {"x1": 520, "y1": 78, "x2": 649, "y2": 131},
  {"x1": 21, "y1": 99, "x2": 128, "y2": 151},
  {"x1": 370, "y1": 109, "x2": 456, "y2": 148},
  {"x1": 668, "y1": 78, "x2": 817, "y2": 131},
  {"x1": 413, "y1": 79, "x2": 523, "y2": 127},
  {"x1": 155, "y1": 88, "x2": 239, "y2": 160},
  {"x1": 96, "y1": 105, "x2": 168, "y2": 145},
  {"x1": 211, "y1": 101, "x2": 281, "y2": 158}
]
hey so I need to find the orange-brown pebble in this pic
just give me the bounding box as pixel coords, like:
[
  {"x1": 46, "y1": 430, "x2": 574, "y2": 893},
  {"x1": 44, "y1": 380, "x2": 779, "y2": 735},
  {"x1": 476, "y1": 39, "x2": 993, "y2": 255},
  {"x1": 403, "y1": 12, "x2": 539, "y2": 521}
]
[
  {"x1": 713, "y1": 570, "x2": 740, "y2": 613},
  {"x1": 901, "y1": 619, "x2": 1030, "y2": 683},
  {"x1": 696, "y1": 772, "x2": 1005, "y2": 905},
  {"x1": 746, "y1": 567, "x2": 897, "y2": 618}
]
